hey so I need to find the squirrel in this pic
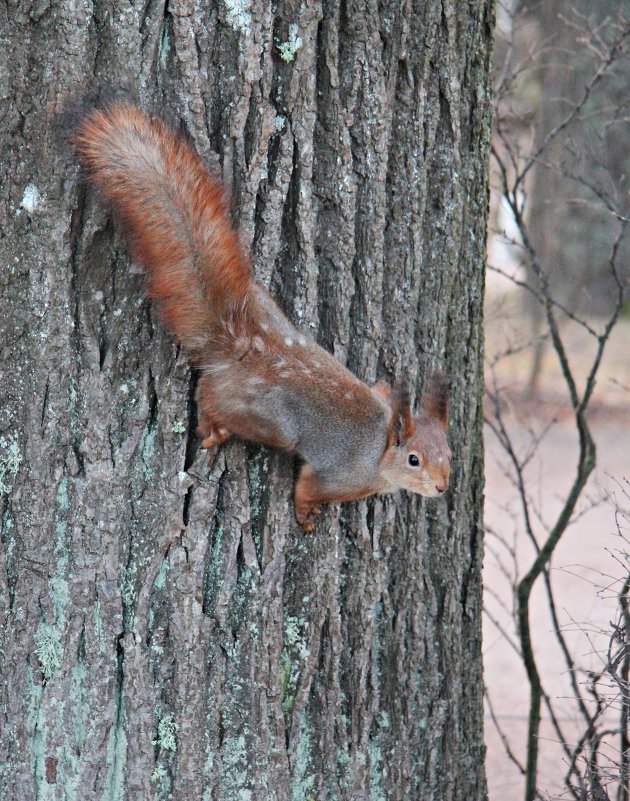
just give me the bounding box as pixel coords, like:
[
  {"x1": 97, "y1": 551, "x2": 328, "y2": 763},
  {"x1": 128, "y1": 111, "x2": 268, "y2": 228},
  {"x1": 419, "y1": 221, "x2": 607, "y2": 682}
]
[{"x1": 74, "y1": 102, "x2": 452, "y2": 531}]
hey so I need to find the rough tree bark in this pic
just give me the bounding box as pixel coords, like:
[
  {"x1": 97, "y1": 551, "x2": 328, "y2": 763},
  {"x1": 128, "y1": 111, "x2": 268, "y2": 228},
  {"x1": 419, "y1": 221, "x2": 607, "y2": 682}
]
[{"x1": 0, "y1": 1, "x2": 493, "y2": 799}]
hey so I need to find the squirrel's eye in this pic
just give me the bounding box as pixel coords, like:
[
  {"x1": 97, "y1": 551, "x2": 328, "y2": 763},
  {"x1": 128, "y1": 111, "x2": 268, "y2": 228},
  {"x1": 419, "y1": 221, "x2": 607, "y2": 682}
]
[{"x1": 408, "y1": 454, "x2": 420, "y2": 467}]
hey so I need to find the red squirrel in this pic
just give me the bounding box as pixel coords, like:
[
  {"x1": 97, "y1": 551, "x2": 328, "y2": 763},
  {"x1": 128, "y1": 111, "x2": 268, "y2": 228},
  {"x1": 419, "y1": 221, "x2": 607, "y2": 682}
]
[{"x1": 74, "y1": 102, "x2": 451, "y2": 531}]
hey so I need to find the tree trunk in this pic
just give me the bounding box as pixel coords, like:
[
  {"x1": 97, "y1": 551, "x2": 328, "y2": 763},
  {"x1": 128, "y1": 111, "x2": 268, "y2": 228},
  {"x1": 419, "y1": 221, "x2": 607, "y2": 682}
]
[{"x1": 0, "y1": 1, "x2": 493, "y2": 799}]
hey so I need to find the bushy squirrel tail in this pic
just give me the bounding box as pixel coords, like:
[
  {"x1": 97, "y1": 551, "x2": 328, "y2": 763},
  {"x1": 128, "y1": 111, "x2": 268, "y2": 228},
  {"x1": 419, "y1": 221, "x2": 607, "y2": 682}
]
[{"x1": 74, "y1": 102, "x2": 252, "y2": 352}]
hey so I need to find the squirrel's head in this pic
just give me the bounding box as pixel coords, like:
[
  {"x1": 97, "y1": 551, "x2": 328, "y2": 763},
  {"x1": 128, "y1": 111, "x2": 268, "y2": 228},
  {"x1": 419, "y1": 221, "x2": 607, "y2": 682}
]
[{"x1": 376, "y1": 375, "x2": 451, "y2": 498}]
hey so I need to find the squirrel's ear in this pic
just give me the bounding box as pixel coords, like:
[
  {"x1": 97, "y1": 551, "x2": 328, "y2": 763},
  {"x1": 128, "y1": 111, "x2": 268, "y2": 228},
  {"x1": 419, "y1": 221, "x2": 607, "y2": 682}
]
[
  {"x1": 423, "y1": 372, "x2": 449, "y2": 431},
  {"x1": 389, "y1": 379, "x2": 416, "y2": 446}
]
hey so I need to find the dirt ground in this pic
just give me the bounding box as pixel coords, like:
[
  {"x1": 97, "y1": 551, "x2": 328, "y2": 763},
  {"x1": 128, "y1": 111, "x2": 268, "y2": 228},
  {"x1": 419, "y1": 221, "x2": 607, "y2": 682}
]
[{"x1": 483, "y1": 294, "x2": 630, "y2": 800}]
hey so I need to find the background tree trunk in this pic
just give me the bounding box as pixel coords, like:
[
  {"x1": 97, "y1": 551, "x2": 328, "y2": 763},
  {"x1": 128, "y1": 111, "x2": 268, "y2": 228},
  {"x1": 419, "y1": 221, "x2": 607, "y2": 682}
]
[{"x1": 0, "y1": 1, "x2": 493, "y2": 799}]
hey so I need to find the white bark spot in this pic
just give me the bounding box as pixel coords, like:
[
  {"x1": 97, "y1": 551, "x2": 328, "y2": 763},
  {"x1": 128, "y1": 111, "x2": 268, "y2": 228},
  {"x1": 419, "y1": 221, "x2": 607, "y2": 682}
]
[
  {"x1": 20, "y1": 184, "x2": 41, "y2": 213},
  {"x1": 224, "y1": 0, "x2": 251, "y2": 35}
]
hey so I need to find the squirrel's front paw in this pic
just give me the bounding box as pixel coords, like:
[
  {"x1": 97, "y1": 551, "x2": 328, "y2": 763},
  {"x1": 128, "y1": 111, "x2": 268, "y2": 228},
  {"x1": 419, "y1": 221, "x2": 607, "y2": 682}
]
[{"x1": 295, "y1": 504, "x2": 321, "y2": 533}]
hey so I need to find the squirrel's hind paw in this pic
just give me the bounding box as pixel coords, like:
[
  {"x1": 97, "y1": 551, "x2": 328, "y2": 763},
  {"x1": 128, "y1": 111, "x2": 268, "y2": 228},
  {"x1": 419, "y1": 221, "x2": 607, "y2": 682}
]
[
  {"x1": 295, "y1": 503, "x2": 322, "y2": 533},
  {"x1": 199, "y1": 426, "x2": 231, "y2": 450}
]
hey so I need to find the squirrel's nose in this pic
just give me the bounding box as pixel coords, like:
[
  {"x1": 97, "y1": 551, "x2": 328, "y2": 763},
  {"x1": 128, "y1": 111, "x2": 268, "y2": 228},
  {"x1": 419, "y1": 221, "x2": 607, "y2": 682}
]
[{"x1": 435, "y1": 481, "x2": 448, "y2": 494}]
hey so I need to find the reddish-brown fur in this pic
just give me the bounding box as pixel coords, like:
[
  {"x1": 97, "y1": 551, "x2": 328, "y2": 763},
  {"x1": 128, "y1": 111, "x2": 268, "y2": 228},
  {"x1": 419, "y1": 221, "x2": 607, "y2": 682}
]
[
  {"x1": 75, "y1": 102, "x2": 452, "y2": 530},
  {"x1": 74, "y1": 103, "x2": 251, "y2": 352}
]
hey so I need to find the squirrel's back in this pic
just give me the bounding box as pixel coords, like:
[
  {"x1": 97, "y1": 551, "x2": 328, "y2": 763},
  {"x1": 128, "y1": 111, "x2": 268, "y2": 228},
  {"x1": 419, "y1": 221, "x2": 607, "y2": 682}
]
[{"x1": 74, "y1": 102, "x2": 252, "y2": 355}]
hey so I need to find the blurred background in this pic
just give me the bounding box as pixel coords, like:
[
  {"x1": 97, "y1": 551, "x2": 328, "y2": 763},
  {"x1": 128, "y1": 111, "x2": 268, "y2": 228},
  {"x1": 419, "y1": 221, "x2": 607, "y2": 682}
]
[{"x1": 483, "y1": 2, "x2": 630, "y2": 799}]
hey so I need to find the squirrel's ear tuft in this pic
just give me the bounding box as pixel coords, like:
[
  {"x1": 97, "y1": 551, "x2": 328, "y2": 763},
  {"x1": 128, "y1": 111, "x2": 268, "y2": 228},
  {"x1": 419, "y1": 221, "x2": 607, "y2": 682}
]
[
  {"x1": 423, "y1": 372, "x2": 449, "y2": 430},
  {"x1": 389, "y1": 379, "x2": 416, "y2": 445}
]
